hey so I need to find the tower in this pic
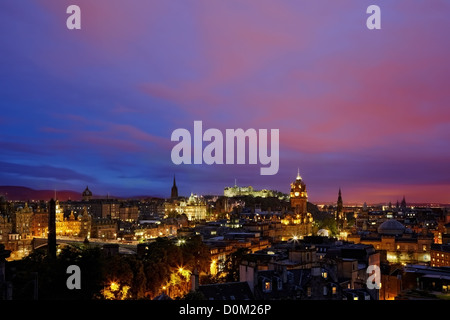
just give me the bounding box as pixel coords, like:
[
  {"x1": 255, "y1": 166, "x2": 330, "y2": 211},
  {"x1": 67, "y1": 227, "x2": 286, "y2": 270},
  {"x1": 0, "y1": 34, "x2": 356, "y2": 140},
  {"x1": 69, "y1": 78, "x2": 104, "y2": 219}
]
[
  {"x1": 400, "y1": 196, "x2": 407, "y2": 210},
  {"x1": 337, "y1": 188, "x2": 343, "y2": 215},
  {"x1": 48, "y1": 198, "x2": 57, "y2": 259},
  {"x1": 171, "y1": 175, "x2": 178, "y2": 199},
  {"x1": 336, "y1": 188, "x2": 346, "y2": 230},
  {"x1": 290, "y1": 169, "x2": 308, "y2": 219},
  {"x1": 82, "y1": 186, "x2": 92, "y2": 201}
]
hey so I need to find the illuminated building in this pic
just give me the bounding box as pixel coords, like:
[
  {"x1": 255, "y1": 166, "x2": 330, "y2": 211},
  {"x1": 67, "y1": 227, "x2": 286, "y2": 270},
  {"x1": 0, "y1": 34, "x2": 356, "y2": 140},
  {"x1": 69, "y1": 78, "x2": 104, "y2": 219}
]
[
  {"x1": 380, "y1": 267, "x2": 402, "y2": 300},
  {"x1": 181, "y1": 194, "x2": 207, "y2": 221},
  {"x1": 54, "y1": 200, "x2": 66, "y2": 236},
  {"x1": 0, "y1": 204, "x2": 34, "y2": 260},
  {"x1": 78, "y1": 207, "x2": 92, "y2": 239},
  {"x1": 289, "y1": 169, "x2": 308, "y2": 217},
  {"x1": 133, "y1": 222, "x2": 178, "y2": 241},
  {"x1": 54, "y1": 200, "x2": 92, "y2": 238},
  {"x1": 12, "y1": 203, "x2": 33, "y2": 240},
  {"x1": 430, "y1": 244, "x2": 450, "y2": 267},
  {"x1": 347, "y1": 219, "x2": 433, "y2": 264},
  {"x1": 280, "y1": 170, "x2": 313, "y2": 240},
  {"x1": 119, "y1": 205, "x2": 139, "y2": 222},
  {"x1": 0, "y1": 215, "x2": 11, "y2": 244},
  {"x1": 224, "y1": 182, "x2": 284, "y2": 199},
  {"x1": 165, "y1": 175, "x2": 208, "y2": 221},
  {"x1": 165, "y1": 193, "x2": 208, "y2": 221},
  {"x1": 31, "y1": 206, "x2": 48, "y2": 237},
  {"x1": 91, "y1": 218, "x2": 118, "y2": 240},
  {"x1": 90, "y1": 200, "x2": 121, "y2": 219}
]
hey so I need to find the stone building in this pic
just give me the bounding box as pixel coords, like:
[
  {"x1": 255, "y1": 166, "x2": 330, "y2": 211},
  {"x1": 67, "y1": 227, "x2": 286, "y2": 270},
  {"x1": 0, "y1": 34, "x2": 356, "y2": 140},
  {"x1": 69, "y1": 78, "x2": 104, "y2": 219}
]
[
  {"x1": 279, "y1": 171, "x2": 313, "y2": 240},
  {"x1": 347, "y1": 219, "x2": 433, "y2": 264}
]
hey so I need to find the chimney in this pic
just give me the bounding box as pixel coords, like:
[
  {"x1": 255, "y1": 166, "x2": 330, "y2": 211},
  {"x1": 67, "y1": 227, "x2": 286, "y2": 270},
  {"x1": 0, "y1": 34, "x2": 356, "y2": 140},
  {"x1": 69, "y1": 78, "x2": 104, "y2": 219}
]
[
  {"x1": 282, "y1": 265, "x2": 287, "y2": 283},
  {"x1": 191, "y1": 268, "x2": 199, "y2": 292}
]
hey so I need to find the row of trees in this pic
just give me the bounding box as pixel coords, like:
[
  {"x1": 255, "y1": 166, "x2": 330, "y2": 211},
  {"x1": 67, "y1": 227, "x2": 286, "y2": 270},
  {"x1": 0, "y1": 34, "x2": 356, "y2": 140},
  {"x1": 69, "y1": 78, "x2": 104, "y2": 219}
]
[{"x1": 6, "y1": 236, "x2": 212, "y2": 300}]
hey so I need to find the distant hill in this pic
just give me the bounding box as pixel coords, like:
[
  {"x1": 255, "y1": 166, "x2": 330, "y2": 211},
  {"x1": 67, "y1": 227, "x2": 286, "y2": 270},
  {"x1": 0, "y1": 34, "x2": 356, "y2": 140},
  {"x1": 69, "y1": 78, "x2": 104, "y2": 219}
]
[
  {"x1": 0, "y1": 186, "x2": 163, "y2": 202},
  {"x1": 0, "y1": 186, "x2": 82, "y2": 201}
]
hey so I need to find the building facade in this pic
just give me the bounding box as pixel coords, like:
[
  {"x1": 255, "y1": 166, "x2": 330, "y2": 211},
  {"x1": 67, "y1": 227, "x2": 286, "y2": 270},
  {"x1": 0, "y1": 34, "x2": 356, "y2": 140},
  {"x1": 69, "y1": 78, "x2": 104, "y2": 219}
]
[{"x1": 280, "y1": 171, "x2": 314, "y2": 240}]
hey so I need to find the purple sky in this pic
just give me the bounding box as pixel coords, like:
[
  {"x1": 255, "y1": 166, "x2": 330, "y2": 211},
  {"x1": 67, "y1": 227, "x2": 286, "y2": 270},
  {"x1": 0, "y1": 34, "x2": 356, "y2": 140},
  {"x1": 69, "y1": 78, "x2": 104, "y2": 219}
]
[{"x1": 1, "y1": 1, "x2": 449, "y2": 204}]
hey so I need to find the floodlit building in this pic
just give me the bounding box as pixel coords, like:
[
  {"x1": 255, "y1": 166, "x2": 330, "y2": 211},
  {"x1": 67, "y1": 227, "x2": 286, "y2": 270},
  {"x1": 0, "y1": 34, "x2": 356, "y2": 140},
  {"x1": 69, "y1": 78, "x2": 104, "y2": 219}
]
[{"x1": 348, "y1": 219, "x2": 433, "y2": 264}]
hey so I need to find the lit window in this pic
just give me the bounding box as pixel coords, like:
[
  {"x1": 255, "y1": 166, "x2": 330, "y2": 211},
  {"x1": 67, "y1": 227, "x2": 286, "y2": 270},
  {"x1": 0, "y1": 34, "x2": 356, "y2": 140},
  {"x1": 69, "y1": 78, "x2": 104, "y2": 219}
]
[
  {"x1": 264, "y1": 281, "x2": 272, "y2": 292},
  {"x1": 322, "y1": 272, "x2": 328, "y2": 279},
  {"x1": 332, "y1": 286, "x2": 337, "y2": 295},
  {"x1": 307, "y1": 287, "x2": 311, "y2": 297}
]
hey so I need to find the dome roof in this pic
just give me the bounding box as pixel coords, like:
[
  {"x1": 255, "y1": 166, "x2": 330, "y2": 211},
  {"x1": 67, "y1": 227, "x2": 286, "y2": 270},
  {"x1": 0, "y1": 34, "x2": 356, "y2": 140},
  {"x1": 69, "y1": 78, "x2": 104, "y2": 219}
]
[{"x1": 378, "y1": 219, "x2": 405, "y2": 235}]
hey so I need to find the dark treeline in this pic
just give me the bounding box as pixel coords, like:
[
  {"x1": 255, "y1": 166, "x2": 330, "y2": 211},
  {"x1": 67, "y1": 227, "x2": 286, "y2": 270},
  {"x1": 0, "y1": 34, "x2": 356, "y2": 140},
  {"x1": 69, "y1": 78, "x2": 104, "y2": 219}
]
[{"x1": 6, "y1": 236, "x2": 211, "y2": 300}]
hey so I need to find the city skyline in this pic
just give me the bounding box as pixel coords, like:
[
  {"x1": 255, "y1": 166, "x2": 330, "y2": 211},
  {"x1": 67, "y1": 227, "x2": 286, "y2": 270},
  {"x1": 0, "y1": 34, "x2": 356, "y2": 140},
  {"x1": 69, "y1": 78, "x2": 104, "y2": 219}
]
[
  {"x1": 0, "y1": 178, "x2": 447, "y2": 207},
  {"x1": 1, "y1": 1, "x2": 449, "y2": 204}
]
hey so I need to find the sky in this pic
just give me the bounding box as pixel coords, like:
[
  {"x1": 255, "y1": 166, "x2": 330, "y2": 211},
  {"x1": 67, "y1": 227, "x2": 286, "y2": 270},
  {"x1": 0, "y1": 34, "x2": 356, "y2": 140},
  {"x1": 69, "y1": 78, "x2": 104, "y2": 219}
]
[{"x1": 0, "y1": 0, "x2": 449, "y2": 204}]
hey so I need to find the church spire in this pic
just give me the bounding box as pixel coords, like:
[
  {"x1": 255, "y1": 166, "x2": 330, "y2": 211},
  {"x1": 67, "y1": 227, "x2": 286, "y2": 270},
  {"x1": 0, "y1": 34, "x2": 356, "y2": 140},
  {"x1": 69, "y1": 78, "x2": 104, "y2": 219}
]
[
  {"x1": 171, "y1": 175, "x2": 178, "y2": 199},
  {"x1": 296, "y1": 168, "x2": 302, "y2": 180},
  {"x1": 336, "y1": 187, "x2": 345, "y2": 230}
]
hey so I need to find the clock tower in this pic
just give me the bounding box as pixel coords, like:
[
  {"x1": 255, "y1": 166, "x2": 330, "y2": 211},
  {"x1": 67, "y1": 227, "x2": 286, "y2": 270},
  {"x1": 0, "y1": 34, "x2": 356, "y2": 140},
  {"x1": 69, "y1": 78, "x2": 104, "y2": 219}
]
[{"x1": 290, "y1": 169, "x2": 308, "y2": 218}]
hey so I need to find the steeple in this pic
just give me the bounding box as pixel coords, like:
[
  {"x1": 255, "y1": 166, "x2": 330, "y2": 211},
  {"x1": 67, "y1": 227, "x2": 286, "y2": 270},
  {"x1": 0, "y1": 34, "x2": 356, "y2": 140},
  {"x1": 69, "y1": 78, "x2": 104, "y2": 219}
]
[
  {"x1": 337, "y1": 188, "x2": 343, "y2": 212},
  {"x1": 82, "y1": 186, "x2": 92, "y2": 201},
  {"x1": 296, "y1": 168, "x2": 302, "y2": 180},
  {"x1": 401, "y1": 195, "x2": 406, "y2": 209},
  {"x1": 336, "y1": 187, "x2": 345, "y2": 231},
  {"x1": 171, "y1": 175, "x2": 178, "y2": 199}
]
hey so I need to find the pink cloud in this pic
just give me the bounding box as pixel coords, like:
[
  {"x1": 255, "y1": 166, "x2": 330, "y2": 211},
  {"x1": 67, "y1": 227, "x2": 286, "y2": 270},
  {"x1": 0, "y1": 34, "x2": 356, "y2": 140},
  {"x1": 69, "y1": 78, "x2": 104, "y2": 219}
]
[{"x1": 45, "y1": 113, "x2": 170, "y2": 153}]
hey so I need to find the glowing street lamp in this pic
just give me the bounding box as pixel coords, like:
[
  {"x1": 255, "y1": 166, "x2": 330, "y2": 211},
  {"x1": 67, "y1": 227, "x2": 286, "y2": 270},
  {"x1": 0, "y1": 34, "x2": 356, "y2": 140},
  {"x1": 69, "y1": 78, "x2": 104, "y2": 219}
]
[{"x1": 110, "y1": 281, "x2": 119, "y2": 292}]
